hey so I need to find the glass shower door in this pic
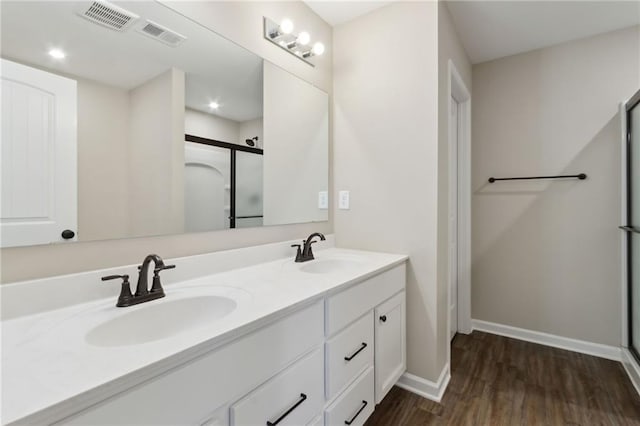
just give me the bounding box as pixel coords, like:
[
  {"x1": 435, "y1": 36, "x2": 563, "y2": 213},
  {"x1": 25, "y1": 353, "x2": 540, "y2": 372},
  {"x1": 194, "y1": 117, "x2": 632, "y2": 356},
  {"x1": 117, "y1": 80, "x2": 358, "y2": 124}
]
[
  {"x1": 626, "y1": 90, "x2": 640, "y2": 362},
  {"x1": 234, "y1": 151, "x2": 263, "y2": 229}
]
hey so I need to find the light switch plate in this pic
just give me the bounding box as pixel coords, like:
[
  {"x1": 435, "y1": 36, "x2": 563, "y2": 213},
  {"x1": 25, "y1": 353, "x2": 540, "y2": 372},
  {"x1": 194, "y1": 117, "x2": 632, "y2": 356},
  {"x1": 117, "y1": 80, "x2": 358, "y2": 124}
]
[
  {"x1": 318, "y1": 191, "x2": 328, "y2": 209},
  {"x1": 338, "y1": 190, "x2": 350, "y2": 210}
]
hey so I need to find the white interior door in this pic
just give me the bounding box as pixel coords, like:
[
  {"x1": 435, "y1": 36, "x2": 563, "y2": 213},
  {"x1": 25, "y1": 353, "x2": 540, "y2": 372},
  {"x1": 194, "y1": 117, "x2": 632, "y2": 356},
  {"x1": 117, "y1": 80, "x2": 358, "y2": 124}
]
[
  {"x1": 449, "y1": 96, "x2": 459, "y2": 340},
  {"x1": 1, "y1": 59, "x2": 77, "y2": 247}
]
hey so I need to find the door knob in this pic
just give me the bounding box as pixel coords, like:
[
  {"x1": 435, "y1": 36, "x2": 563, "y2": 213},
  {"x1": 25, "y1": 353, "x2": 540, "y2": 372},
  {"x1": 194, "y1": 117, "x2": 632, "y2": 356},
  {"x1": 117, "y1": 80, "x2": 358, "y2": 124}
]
[
  {"x1": 380, "y1": 315, "x2": 387, "y2": 323},
  {"x1": 61, "y1": 229, "x2": 75, "y2": 239}
]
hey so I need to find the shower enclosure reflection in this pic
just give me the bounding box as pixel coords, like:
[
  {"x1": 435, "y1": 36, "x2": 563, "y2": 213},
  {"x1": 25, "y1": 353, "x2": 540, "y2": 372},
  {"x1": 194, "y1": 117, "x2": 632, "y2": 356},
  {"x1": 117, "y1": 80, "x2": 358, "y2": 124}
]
[{"x1": 184, "y1": 136, "x2": 264, "y2": 231}]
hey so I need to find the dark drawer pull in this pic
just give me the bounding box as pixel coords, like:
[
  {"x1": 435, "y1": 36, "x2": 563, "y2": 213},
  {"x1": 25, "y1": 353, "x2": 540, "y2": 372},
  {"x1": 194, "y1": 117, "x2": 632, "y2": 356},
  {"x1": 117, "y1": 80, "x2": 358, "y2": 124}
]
[
  {"x1": 266, "y1": 393, "x2": 307, "y2": 426},
  {"x1": 345, "y1": 400, "x2": 368, "y2": 425},
  {"x1": 380, "y1": 315, "x2": 387, "y2": 323},
  {"x1": 344, "y1": 342, "x2": 367, "y2": 361}
]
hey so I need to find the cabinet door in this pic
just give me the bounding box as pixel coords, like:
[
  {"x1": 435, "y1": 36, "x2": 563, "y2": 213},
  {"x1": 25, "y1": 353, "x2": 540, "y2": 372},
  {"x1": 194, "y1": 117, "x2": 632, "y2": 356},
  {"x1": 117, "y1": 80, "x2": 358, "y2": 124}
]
[{"x1": 374, "y1": 291, "x2": 406, "y2": 404}]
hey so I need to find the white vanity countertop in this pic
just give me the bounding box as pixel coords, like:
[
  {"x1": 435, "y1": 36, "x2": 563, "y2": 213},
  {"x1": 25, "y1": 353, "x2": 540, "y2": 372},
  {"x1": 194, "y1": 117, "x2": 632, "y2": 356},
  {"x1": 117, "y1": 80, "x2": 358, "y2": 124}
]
[{"x1": 1, "y1": 247, "x2": 407, "y2": 425}]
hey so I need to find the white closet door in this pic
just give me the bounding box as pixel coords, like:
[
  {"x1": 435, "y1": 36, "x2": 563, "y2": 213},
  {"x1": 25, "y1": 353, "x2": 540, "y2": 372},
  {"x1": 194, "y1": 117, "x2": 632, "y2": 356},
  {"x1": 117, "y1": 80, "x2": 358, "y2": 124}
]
[{"x1": 1, "y1": 58, "x2": 77, "y2": 247}]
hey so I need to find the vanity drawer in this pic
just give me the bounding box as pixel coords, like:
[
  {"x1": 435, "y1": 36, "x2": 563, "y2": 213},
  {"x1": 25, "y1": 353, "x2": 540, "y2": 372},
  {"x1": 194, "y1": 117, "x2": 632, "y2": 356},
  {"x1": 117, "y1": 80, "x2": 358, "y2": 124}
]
[
  {"x1": 325, "y1": 367, "x2": 374, "y2": 426},
  {"x1": 326, "y1": 312, "x2": 373, "y2": 401},
  {"x1": 326, "y1": 265, "x2": 405, "y2": 336},
  {"x1": 231, "y1": 348, "x2": 324, "y2": 426}
]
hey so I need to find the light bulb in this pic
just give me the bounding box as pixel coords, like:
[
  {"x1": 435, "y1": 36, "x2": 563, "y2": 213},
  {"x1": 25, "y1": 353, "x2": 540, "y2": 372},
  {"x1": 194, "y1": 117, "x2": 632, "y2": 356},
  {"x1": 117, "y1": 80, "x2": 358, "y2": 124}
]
[
  {"x1": 209, "y1": 101, "x2": 219, "y2": 109},
  {"x1": 48, "y1": 48, "x2": 66, "y2": 59},
  {"x1": 297, "y1": 31, "x2": 310, "y2": 46},
  {"x1": 280, "y1": 19, "x2": 294, "y2": 35},
  {"x1": 312, "y1": 42, "x2": 325, "y2": 56}
]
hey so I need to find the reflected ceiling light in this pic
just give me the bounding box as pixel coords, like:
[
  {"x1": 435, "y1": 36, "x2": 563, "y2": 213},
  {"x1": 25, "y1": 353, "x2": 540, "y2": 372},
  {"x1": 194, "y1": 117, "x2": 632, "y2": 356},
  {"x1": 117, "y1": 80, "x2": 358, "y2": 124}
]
[
  {"x1": 280, "y1": 19, "x2": 294, "y2": 34},
  {"x1": 48, "y1": 48, "x2": 66, "y2": 59},
  {"x1": 208, "y1": 101, "x2": 219, "y2": 109},
  {"x1": 297, "y1": 31, "x2": 310, "y2": 46}
]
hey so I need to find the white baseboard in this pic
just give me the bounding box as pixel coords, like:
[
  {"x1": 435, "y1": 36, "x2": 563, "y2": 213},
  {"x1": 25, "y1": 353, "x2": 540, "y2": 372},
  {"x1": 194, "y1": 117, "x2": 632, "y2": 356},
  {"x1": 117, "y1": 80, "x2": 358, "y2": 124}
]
[
  {"x1": 396, "y1": 363, "x2": 450, "y2": 403},
  {"x1": 472, "y1": 319, "x2": 621, "y2": 362},
  {"x1": 622, "y1": 349, "x2": 640, "y2": 396}
]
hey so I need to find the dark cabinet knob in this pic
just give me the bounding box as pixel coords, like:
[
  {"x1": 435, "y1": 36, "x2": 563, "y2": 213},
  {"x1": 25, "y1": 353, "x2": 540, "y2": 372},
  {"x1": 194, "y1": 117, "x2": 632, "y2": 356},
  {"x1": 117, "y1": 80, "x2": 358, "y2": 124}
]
[
  {"x1": 380, "y1": 315, "x2": 387, "y2": 323},
  {"x1": 61, "y1": 229, "x2": 75, "y2": 239}
]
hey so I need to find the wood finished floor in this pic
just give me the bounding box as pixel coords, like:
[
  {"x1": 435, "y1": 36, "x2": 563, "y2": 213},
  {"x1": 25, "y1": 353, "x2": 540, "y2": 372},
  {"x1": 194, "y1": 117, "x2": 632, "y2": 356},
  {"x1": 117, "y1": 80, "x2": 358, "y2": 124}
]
[{"x1": 365, "y1": 331, "x2": 640, "y2": 425}]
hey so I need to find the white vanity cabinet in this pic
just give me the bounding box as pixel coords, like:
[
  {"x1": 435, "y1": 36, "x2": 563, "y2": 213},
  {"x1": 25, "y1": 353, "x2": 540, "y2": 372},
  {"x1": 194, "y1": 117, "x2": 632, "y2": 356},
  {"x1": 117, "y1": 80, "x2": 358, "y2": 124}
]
[
  {"x1": 58, "y1": 302, "x2": 325, "y2": 426},
  {"x1": 323, "y1": 264, "x2": 406, "y2": 424},
  {"x1": 374, "y1": 291, "x2": 406, "y2": 403},
  {"x1": 53, "y1": 263, "x2": 406, "y2": 426}
]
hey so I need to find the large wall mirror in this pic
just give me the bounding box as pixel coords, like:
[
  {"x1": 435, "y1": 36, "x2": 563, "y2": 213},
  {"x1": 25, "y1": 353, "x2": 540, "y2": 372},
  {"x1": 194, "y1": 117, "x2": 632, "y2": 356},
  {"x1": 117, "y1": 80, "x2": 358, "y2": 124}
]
[{"x1": 0, "y1": 1, "x2": 329, "y2": 248}]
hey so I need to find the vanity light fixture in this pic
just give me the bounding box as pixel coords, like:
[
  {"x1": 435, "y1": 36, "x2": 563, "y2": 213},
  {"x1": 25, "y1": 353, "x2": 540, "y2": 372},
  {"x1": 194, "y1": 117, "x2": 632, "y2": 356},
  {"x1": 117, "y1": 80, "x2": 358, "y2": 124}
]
[
  {"x1": 302, "y1": 42, "x2": 325, "y2": 59},
  {"x1": 280, "y1": 19, "x2": 294, "y2": 35},
  {"x1": 208, "y1": 101, "x2": 220, "y2": 109},
  {"x1": 48, "y1": 48, "x2": 66, "y2": 59},
  {"x1": 269, "y1": 18, "x2": 294, "y2": 39},
  {"x1": 263, "y1": 17, "x2": 324, "y2": 66},
  {"x1": 297, "y1": 31, "x2": 310, "y2": 46}
]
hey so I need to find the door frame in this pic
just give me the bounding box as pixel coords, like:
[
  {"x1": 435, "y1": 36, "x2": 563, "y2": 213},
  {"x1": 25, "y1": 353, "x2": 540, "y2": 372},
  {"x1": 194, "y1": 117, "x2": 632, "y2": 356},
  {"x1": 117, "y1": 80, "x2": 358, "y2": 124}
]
[
  {"x1": 621, "y1": 100, "x2": 629, "y2": 350},
  {"x1": 622, "y1": 89, "x2": 640, "y2": 361},
  {"x1": 447, "y1": 60, "x2": 472, "y2": 336}
]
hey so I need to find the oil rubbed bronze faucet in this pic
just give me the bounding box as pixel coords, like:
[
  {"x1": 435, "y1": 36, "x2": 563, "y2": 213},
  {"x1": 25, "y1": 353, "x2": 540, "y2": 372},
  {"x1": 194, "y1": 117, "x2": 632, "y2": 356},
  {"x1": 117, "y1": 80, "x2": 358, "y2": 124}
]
[
  {"x1": 102, "y1": 254, "x2": 175, "y2": 307},
  {"x1": 292, "y1": 232, "x2": 326, "y2": 262}
]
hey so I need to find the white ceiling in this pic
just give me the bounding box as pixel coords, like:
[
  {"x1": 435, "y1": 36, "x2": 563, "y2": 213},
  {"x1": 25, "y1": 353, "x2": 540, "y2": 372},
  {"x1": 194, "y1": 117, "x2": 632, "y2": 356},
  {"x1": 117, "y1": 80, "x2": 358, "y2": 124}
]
[
  {"x1": 446, "y1": 1, "x2": 640, "y2": 64},
  {"x1": 304, "y1": 1, "x2": 394, "y2": 26},
  {"x1": 305, "y1": 1, "x2": 639, "y2": 64},
  {"x1": 0, "y1": 1, "x2": 263, "y2": 122}
]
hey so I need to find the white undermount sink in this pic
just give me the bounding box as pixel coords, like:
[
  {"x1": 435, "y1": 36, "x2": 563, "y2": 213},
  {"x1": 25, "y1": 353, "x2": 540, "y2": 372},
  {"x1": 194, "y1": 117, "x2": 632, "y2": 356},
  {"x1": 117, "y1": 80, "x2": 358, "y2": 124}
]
[
  {"x1": 299, "y1": 256, "x2": 367, "y2": 274},
  {"x1": 85, "y1": 295, "x2": 238, "y2": 347}
]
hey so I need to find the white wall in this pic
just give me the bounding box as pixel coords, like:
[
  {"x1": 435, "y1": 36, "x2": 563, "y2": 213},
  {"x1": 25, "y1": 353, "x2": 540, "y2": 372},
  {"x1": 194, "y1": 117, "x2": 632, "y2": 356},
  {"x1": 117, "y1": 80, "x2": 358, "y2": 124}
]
[
  {"x1": 437, "y1": 1, "x2": 472, "y2": 363},
  {"x1": 184, "y1": 108, "x2": 264, "y2": 149},
  {"x1": 239, "y1": 118, "x2": 264, "y2": 149},
  {"x1": 263, "y1": 61, "x2": 329, "y2": 226},
  {"x1": 185, "y1": 108, "x2": 241, "y2": 145},
  {"x1": 1, "y1": 1, "x2": 332, "y2": 283},
  {"x1": 76, "y1": 78, "x2": 130, "y2": 242},
  {"x1": 472, "y1": 26, "x2": 640, "y2": 346},
  {"x1": 333, "y1": 2, "x2": 441, "y2": 382},
  {"x1": 128, "y1": 68, "x2": 185, "y2": 238}
]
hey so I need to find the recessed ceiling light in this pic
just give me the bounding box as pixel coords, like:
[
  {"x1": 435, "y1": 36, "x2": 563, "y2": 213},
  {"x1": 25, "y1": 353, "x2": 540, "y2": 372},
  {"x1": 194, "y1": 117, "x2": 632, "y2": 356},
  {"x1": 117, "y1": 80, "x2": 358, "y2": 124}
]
[
  {"x1": 48, "y1": 48, "x2": 66, "y2": 59},
  {"x1": 209, "y1": 101, "x2": 220, "y2": 109}
]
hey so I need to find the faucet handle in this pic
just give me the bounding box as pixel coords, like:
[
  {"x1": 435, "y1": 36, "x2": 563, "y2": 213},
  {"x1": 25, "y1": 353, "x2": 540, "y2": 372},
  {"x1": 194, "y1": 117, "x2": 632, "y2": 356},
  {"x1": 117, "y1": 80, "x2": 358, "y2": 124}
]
[
  {"x1": 154, "y1": 264, "x2": 176, "y2": 273},
  {"x1": 101, "y1": 274, "x2": 129, "y2": 282},
  {"x1": 291, "y1": 244, "x2": 303, "y2": 262},
  {"x1": 101, "y1": 274, "x2": 133, "y2": 307}
]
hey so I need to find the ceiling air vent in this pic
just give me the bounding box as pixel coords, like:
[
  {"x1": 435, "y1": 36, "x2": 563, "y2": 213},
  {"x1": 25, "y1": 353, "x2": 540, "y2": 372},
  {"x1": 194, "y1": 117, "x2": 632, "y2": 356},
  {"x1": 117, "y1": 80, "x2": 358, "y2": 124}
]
[
  {"x1": 77, "y1": 0, "x2": 139, "y2": 32},
  {"x1": 136, "y1": 20, "x2": 187, "y2": 47}
]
